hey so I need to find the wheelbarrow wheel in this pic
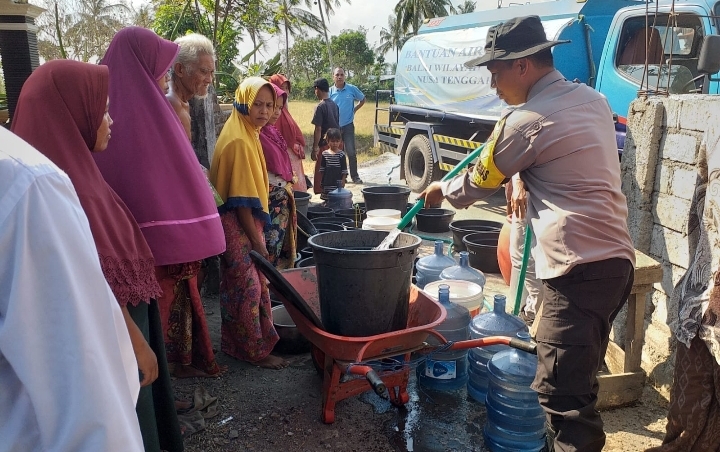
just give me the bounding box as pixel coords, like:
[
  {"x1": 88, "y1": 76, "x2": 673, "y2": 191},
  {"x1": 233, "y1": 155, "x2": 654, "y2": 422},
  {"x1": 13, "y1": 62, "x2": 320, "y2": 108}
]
[{"x1": 311, "y1": 344, "x2": 325, "y2": 375}]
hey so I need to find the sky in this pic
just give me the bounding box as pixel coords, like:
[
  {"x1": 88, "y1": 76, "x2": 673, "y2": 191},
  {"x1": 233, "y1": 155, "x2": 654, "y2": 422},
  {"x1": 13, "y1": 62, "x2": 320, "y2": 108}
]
[{"x1": 133, "y1": 0, "x2": 549, "y2": 64}]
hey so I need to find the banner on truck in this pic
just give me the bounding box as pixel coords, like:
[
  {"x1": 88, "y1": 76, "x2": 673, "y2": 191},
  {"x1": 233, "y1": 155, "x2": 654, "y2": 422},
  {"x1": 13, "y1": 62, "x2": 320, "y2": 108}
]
[{"x1": 394, "y1": 18, "x2": 573, "y2": 120}]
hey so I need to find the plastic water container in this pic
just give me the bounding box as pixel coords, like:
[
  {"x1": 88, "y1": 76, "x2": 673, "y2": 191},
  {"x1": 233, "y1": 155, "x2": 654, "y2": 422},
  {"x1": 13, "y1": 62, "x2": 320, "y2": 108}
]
[
  {"x1": 366, "y1": 208, "x2": 402, "y2": 219},
  {"x1": 440, "y1": 251, "x2": 486, "y2": 288},
  {"x1": 362, "y1": 216, "x2": 400, "y2": 231},
  {"x1": 415, "y1": 241, "x2": 456, "y2": 288},
  {"x1": 416, "y1": 284, "x2": 471, "y2": 391},
  {"x1": 467, "y1": 294, "x2": 528, "y2": 404},
  {"x1": 484, "y1": 332, "x2": 545, "y2": 452},
  {"x1": 424, "y1": 280, "x2": 484, "y2": 317}
]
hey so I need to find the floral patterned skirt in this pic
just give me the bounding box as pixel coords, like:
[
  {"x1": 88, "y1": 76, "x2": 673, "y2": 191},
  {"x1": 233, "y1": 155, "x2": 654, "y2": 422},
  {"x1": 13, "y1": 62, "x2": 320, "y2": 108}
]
[
  {"x1": 156, "y1": 262, "x2": 221, "y2": 375},
  {"x1": 219, "y1": 212, "x2": 279, "y2": 362},
  {"x1": 265, "y1": 184, "x2": 297, "y2": 270}
]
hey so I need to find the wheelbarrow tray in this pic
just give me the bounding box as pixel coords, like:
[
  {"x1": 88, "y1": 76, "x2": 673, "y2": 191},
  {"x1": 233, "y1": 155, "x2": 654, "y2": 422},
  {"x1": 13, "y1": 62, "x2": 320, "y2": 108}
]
[{"x1": 277, "y1": 267, "x2": 447, "y2": 363}]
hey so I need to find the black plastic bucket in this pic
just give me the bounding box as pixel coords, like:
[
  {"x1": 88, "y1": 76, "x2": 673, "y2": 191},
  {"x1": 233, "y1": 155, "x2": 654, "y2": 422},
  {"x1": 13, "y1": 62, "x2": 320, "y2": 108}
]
[
  {"x1": 335, "y1": 208, "x2": 367, "y2": 228},
  {"x1": 362, "y1": 186, "x2": 412, "y2": 216},
  {"x1": 297, "y1": 212, "x2": 317, "y2": 251},
  {"x1": 449, "y1": 219, "x2": 503, "y2": 252},
  {"x1": 416, "y1": 208, "x2": 456, "y2": 233},
  {"x1": 293, "y1": 191, "x2": 311, "y2": 217},
  {"x1": 308, "y1": 230, "x2": 422, "y2": 336},
  {"x1": 463, "y1": 232, "x2": 500, "y2": 273},
  {"x1": 295, "y1": 256, "x2": 315, "y2": 268},
  {"x1": 310, "y1": 217, "x2": 354, "y2": 227},
  {"x1": 307, "y1": 205, "x2": 335, "y2": 220}
]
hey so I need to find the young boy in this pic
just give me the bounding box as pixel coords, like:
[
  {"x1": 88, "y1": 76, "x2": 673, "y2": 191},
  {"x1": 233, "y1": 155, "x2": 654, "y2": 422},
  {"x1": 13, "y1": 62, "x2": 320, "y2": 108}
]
[{"x1": 318, "y1": 128, "x2": 348, "y2": 201}]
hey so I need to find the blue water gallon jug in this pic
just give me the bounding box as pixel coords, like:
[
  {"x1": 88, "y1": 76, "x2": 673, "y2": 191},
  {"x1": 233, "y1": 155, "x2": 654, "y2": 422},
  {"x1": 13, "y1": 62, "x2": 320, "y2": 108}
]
[
  {"x1": 417, "y1": 284, "x2": 471, "y2": 391},
  {"x1": 326, "y1": 183, "x2": 354, "y2": 211},
  {"x1": 415, "y1": 241, "x2": 456, "y2": 288},
  {"x1": 467, "y1": 294, "x2": 527, "y2": 404},
  {"x1": 483, "y1": 332, "x2": 545, "y2": 452},
  {"x1": 440, "y1": 251, "x2": 486, "y2": 288}
]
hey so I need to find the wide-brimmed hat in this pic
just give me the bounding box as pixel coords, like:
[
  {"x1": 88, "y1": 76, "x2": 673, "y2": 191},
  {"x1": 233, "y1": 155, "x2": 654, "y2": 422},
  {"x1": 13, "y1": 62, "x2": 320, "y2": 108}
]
[{"x1": 464, "y1": 15, "x2": 570, "y2": 68}]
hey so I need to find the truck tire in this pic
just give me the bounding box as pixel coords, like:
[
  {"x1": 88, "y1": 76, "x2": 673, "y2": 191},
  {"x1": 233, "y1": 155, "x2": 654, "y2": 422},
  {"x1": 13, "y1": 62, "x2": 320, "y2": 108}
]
[{"x1": 404, "y1": 134, "x2": 438, "y2": 193}]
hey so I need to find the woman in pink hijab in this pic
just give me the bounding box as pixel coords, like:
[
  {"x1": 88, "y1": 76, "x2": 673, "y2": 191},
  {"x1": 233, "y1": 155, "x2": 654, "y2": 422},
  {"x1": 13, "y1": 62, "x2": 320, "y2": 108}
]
[
  {"x1": 269, "y1": 73, "x2": 308, "y2": 192},
  {"x1": 95, "y1": 27, "x2": 226, "y2": 379}
]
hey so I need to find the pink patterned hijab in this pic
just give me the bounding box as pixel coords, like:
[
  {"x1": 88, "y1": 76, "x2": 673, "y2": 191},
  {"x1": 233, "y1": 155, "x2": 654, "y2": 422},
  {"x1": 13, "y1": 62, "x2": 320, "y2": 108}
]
[
  {"x1": 94, "y1": 27, "x2": 225, "y2": 266},
  {"x1": 260, "y1": 85, "x2": 293, "y2": 181},
  {"x1": 11, "y1": 59, "x2": 162, "y2": 306}
]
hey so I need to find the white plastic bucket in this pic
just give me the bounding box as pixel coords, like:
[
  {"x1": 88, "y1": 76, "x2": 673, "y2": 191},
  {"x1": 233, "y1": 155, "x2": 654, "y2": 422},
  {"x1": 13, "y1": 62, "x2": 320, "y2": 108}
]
[
  {"x1": 366, "y1": 209, "x2": 401, "y2": 220},
  {"x1": 423, "y1": 279, "x2": 484, "y2": 317},
  {"x1": 362, "y1": 216, "x2": 401, "y2": 231}
]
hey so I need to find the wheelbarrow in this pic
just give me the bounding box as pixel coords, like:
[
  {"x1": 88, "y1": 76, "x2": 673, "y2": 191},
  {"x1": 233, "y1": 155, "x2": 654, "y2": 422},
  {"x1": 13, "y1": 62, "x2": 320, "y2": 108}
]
[{"x1": 250, "y1": 252, "x2": 536, "y2": 424}]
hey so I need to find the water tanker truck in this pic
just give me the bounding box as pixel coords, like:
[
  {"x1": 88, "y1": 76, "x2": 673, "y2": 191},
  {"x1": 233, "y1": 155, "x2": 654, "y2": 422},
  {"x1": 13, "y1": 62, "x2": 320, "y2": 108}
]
[{"x1": 374, "y1": 0, "x2": 720, "y2": 192}]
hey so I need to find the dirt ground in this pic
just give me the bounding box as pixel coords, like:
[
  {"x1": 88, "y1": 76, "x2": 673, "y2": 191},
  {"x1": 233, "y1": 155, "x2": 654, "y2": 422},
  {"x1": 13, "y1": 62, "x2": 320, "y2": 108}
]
[{"x1": 174, "y1": 153, "x2": 671, "y2": 452}]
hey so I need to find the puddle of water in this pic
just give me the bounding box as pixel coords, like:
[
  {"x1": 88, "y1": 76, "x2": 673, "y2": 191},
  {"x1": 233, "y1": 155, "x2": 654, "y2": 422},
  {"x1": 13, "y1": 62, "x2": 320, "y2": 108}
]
[{"x1": 385, "y1": 374, "x2": 489, "y2": 452}]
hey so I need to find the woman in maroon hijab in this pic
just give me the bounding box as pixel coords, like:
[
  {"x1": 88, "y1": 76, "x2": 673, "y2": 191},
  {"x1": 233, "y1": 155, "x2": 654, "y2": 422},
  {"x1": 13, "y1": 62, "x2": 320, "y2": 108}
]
[
  {"x1": 269, "y1": 74, "x2": 308, "y2": 192},
  {"x1": 95, "y1": 27, "x2": 226, "y2": 379},
  {"x1": 12, "y1": 59, "x2": 183, "y2": 452}
]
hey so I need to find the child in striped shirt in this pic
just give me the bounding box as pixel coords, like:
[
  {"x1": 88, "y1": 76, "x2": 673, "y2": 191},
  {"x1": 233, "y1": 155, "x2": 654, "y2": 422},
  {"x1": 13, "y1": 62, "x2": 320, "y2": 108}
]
[{"x1": 319, "y1": 128, "x2": 348, "y2": 201}]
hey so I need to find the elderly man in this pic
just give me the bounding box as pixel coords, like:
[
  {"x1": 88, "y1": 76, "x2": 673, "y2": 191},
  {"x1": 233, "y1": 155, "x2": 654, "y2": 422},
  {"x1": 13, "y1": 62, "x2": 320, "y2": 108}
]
[
  {"x1": 421, "y1": 16, "x2": 635, "y2": 452},
  {"x1": 329, "y1": 67, "x2": 365, "y2": 184},
  {"x1": 168, "y1": 33, "x2": 215, "y2": 140}
]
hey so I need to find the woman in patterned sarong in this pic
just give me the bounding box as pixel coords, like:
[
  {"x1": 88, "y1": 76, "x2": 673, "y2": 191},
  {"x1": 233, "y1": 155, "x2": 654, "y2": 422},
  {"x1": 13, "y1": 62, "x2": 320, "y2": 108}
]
[
  {"x1": 260, "y1": 84, "x2": 298, "y2": 270},
  {"x1": 210, "y1": 77, "x2": 289, "y2": 369},
  {"x1": 647, "y1": 129, "x2": 720, "y2": 452}
]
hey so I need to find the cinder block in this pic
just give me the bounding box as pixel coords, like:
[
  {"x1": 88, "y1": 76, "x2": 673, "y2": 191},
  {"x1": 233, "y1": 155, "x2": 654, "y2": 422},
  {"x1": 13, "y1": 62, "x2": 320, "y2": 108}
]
[
  {"x1": 653, "y1": 193, "x2": 691, "y2": 234},
  {"x1": 655, "y1": 164, "x2": 671, "y2": 194},
  {"x1": 660, "y1": 133, "x2": 699, "y2": 164},
  {"x1": 651, "y1": 223, "x2": 691, "y2": 268},
  {"x1": 663, "y1": 98, "x2": 682, "y2": 129},
  {"x1": 679, "y1": 96, "x2": 717, "y2": 131},
  {"x1": 669, "y1": 166, "x2": 700, "y2": 200}
]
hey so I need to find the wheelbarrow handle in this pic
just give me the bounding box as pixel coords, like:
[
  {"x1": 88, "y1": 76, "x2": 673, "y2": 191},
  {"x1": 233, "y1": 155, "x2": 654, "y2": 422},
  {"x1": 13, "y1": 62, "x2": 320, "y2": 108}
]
[
  {"x1": 346, "y1": 365, "x2": 387, "y2": 397},
  {"x1": 443, "y1": 336, "x2": 537, "y2": 355}
]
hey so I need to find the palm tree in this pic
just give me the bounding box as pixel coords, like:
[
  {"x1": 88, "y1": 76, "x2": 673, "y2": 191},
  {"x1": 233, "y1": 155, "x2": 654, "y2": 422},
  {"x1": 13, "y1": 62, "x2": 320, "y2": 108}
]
[
  {"x1": 457, "y1": 0, "x2": 476, "y2": 14},
  {"x1": 394, "y1": 0, "x2": 456, "y2": 36},
  {"x1": 303, "y1": 0, "x2": 351, "y2": 70},
  {"x1": 275, "y1": 0, "x2": 324, "y2": 77},
  {"x1": 377, "y1": 14, "x2": 407, "y2": 63},
  {"x1": 66, "y1": 0, "x2": 130, "y2": 61}
]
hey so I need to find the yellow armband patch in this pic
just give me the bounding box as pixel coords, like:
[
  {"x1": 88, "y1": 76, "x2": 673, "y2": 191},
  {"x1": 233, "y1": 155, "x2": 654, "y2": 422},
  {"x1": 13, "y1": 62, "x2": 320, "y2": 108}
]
[{"x1": 470, "y1": 117, "x2": 507, "y2": 189}]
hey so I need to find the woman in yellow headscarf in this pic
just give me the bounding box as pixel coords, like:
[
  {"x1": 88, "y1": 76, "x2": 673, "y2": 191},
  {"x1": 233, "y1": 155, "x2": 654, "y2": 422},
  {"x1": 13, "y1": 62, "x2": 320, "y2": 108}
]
[{"x1": 210, "y1": 77, "x2": 289, "y2": 370}]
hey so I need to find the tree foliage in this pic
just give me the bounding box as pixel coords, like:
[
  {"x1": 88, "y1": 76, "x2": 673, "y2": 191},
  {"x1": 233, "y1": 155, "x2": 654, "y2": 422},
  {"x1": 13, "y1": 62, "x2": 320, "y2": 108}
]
[
  {"x1": 35, "y1": 0, "x2": 131, "y2": 62},
  {"x1": 331, "y1": 28, "x2": 375, "y2": 82},
  {"x1": 394, "y1": 0, "x2": 455, "y2": 36},
  {"x1": 288, "y1": 36, "x2": 328, "y2": 83},
  {"x1": 377, "y1": 14, "x2": 407, "y2": 63},
  {"x1": 275, "y1": 0, "x2": 324, "y2": 77},
  {"x1": 457, "y1": 0, "x2": 476, "y2": 14}
]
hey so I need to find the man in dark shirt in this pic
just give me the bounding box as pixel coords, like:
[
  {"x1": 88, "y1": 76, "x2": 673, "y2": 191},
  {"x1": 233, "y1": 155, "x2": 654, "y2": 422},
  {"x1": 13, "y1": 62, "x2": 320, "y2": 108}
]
[{"x1": 311, "y1": 78, "x2": 340, "y2": 194}]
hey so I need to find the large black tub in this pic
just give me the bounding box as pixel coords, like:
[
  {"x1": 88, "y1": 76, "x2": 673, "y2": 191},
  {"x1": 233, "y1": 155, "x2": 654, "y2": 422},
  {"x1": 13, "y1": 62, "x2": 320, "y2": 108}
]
[
  {"x1": 308, "y1": 230, "x2": 422, "y2": 337},
  {"x1": 362, "y1": 185, "x2": 411, "y2": 216}
]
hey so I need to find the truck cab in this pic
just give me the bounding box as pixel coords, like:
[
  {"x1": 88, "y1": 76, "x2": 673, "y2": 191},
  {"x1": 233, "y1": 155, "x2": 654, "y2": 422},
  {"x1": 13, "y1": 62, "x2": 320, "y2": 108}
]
[{"x1": 376, "y1": 0, "x2": 720, "y2": 192}]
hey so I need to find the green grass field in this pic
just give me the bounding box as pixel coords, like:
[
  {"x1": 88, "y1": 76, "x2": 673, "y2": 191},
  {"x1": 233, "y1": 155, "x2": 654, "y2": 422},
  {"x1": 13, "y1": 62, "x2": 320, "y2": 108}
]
[{"x1": 286, "y1": 100, "x2": 390, "y2": 174}]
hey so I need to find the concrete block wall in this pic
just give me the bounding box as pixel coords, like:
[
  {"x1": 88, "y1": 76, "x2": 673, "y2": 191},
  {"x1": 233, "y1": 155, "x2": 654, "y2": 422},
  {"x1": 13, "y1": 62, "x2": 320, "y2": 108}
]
[{"x1": 619, "y1": 95, "x2": 710, "y2": 398}]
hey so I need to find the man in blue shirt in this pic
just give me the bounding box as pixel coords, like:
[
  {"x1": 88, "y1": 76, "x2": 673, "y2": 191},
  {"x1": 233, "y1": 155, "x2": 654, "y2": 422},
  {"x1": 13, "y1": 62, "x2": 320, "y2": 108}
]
[{"x1": 329, "y1": 67, "x2": 366, "y2": 184}]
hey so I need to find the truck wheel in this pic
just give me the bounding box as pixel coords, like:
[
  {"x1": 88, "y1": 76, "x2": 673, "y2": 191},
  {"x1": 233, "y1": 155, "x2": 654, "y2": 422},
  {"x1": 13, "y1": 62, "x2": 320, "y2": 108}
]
[{"x1": 404, "y1": 134, "x2": 438, "y2": 193}]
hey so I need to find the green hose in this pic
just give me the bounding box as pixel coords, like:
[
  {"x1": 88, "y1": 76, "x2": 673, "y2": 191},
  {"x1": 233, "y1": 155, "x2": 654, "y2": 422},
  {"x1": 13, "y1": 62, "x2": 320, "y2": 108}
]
[{"x1": 513, "y1": 224, "x2": 533, "y2": 316}]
